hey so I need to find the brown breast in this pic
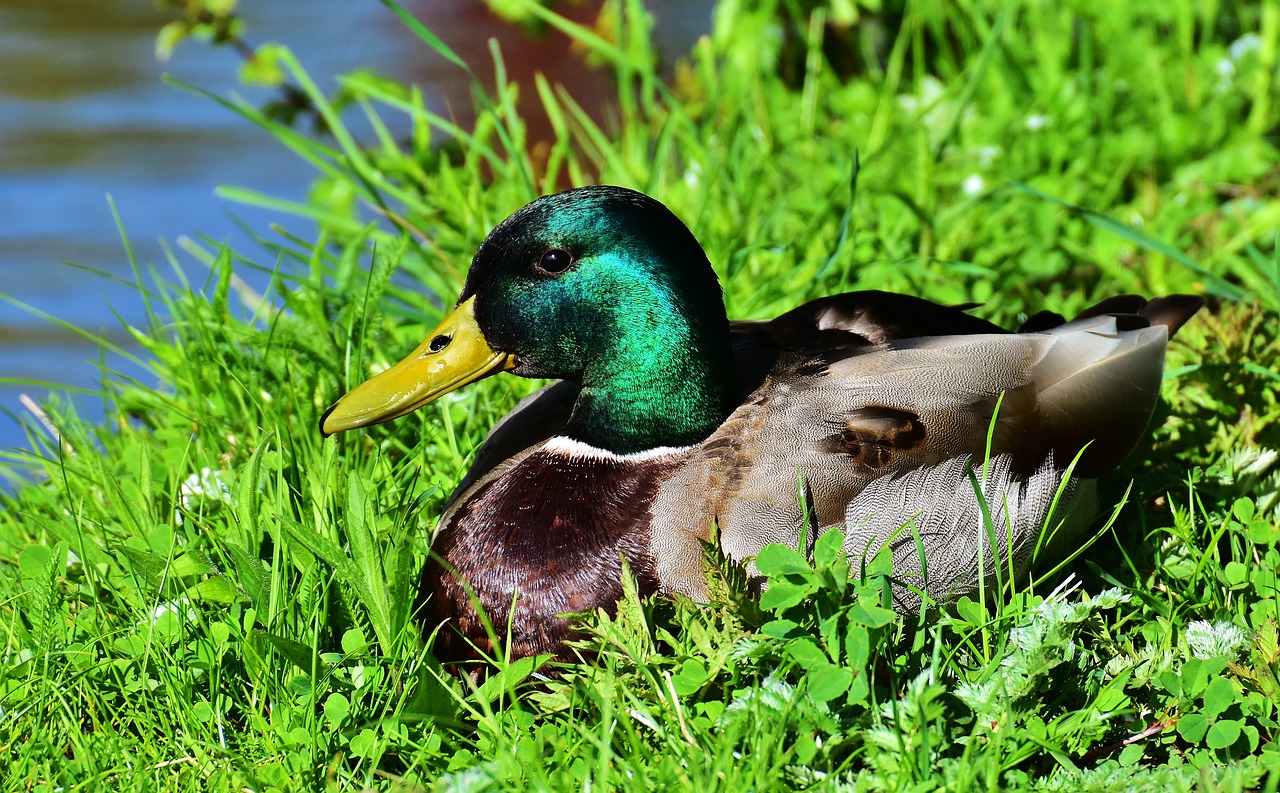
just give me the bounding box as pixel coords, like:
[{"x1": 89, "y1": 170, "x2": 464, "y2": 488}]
[{"x1": 418, "y1": 444, "x2": 682, "y2": 666}]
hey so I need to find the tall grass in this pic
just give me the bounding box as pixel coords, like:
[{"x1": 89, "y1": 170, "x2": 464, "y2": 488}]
[{"x1": 1, "y1": 0, "x2": 1278, "y2": 789}]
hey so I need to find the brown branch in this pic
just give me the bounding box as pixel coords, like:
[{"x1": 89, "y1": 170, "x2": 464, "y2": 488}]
[{"x1": 1078, "y1": 718, "x2": 1177, "y2": 764}]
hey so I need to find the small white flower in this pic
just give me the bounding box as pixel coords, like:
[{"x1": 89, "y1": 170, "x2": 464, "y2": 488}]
[
  {"x1": 684, "y1": 160, "x2": 702, "y2": 190},
  {"x1": 917, "y1": 75, "x2": 945, "y2": 105},
  {"x1": 962, "y1": 174, "x2": 985, "y2": 196},
  {"x1": 181, "y1": 467, "x2": 232, "y2": 506},
  {"x1": 1229, "y1": 33, "x2": 1262, "y2": 62},
  {"x1": 898, "y1": 76, "x2": 946, "y2": 132},
  {"x1": 176, "y1": 467, "x2": 234, "y2": 524},
  {"x1": 975, "y1": 145, "x2": 1002, "y2": 166},
  {"x1": 151, "y1": 597, "x2": 195, "y2": 624},
  {"x1": 1025, "y1": 114, "x2": 1050, "y2": 131},
  {"x1": 1216, "y1": 58, "x2": 1236, "y2": 93}
]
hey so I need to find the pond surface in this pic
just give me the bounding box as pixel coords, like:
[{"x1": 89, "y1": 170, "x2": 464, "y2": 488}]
[{"x1": 0, "y1": 0, "x2": 711, "y2": 468}]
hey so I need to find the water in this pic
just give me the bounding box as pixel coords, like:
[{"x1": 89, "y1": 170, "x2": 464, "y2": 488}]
[{"x1": 0, "y1": 0, "x2": 711, "y2": 466}]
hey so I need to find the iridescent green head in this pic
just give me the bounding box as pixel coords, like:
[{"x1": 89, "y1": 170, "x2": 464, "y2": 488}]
[{"x1": 321, "y1": 186, "x2": 737, "y2": 454}]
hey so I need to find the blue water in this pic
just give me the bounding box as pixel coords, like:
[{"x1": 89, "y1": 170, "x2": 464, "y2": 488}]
[{"x1": 0, "y1": 0, "x2": 711, "y2": 470}]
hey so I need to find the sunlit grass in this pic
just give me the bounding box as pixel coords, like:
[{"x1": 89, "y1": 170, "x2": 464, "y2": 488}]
[{"x1": 2, "y1": 0, "x2": 1279, "y2": 789}]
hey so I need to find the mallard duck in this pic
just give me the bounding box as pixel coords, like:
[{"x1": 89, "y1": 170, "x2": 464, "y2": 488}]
[{"x1": 320, "y1": 185, "x2": 1201, "y2": 665}]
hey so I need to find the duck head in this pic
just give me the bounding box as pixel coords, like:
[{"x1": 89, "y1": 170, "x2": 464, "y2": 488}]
[{"x1": 320, "y1": 186, "x2": 738, "y2": 454}]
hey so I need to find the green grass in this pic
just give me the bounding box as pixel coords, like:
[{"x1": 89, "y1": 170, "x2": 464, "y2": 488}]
[{"x1": 3, "y1": 0, "x2": 1280, "y2": 789}]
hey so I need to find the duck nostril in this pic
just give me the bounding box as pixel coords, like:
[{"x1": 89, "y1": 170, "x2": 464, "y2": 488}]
[{"x1": 429, "y1": 335, "x2": 451, "y2": 352}]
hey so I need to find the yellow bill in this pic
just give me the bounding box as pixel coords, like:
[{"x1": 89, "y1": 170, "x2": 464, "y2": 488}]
[{"x1": 320, "y1": 296, "x2": 515, "y2": 435}]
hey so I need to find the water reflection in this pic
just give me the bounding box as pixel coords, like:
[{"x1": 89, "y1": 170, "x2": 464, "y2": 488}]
[{"x1": 0, "y1": 0, "x2": 711, "y2": 459}]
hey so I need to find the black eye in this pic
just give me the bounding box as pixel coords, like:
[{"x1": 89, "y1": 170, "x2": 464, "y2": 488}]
[{"x1": 537, "y1": 248, "x2": 573, "y2": 274}]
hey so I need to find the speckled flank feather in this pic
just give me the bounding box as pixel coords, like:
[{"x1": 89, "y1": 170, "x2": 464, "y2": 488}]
[{"x1": 842, "y1": 453, "x2": 1097, "y2": 611}]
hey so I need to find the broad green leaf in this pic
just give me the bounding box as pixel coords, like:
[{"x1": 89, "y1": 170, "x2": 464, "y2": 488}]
[
  {"x1": 114, "y1": 633, "x2": 147, "y2": 658},
  {"x1": 806, "y1": 663, "x2": 854, "y2": 702},
  {"x1": 170, "y1": 551, "x2": 220, "y2": 578},
  {"x1": 760, "y1": 618, "x2": 802, "y2": 639},
  {"x1": 849, "y1": 602, "x2": 896, "y2": 629},
  {"x1": 1118, "y1": 742, "x2": 1144, "y2": 767},
  {"x1": 117, "y1": 546, "x2": 167, "y2": 587},
  {"x1": 1206, "y1": 719, "x2": 1242, "y2": 750},
  {"x1": 847, "y1": 672, "x2": 869, "y2": 704},
  {"x1": 787, "y1": 638, "x2": 830, "y2": 670},
  {"x1": 760, "y1": 580, "x2": 814, "y2": 612},
  {"x1": 1182, "y1": 658, "x2": 1208, "y2": 699},
  {"x1": 1247, "y1": 519, "x2": 1280, "y2": 546},
  {"x1": 191, "y1": 701, "x2": 215, "y2": 723},
  {"x1": 1202, "y1": 677, "x2": 1237, "y2": 721},
  {"x1": 1177, "y1": 713, "x2": 1209, "y2": 743},
  {"x1": 17, "y1": 544, "x2": 53, "y2": 579},
  {"x1": 1224, "y1": 561, "x2": 1248, "y2": 588},
  {"x1": 813, "y1": 527, "x2": 845, "y2": 568},
  {"x1": 1233, "y1": 498, "x2": 1256, "y2": 524},
  {"x1": 255, "y1": 630, "x2": 325, "y2": 674},
  {"x1": 222, "y1": 542, "x2": 270, "y2": 608},
  {"x1": 474, "y1": 654, "x2": 549, "y2": 704},
  {"x1": 349, "y1": 728, "x2": 381, "y2": 759},
  {"x1": 324, "y1": 692, "x2": 351, "y2": 728},
  {"x1": 341, "y1": 628, "x2": 368, "y2": 656},
  {"x1": 1094, "y1": 669, "x2": 1133, "y2": 712},
  {"x1": 845, "y1": 624, "x2": 870, "y2": 670},
  {"x1": 756, "y1": 543, "x2": 813, "y2": 576},
  {"x1": 955, "y1": 597, "x2": 986, "y2": 627},
  {"x1": 1243, "y1": 724, "x2": 1262, "y2": 753},
  {"x1": 185, "y1": 576, "x2": 243, "y2": 604},
  {"x1": 209, "y1": 621, "x2": 231, "y2": 647},
  {"x1": 671, "y1": 658, "x2": 710, "y2": 695},
  {"x1": 402, "y1": 665, "x2": 461, "y2": 722}
]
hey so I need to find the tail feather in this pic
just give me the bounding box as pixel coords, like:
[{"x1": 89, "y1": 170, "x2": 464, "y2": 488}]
[
  {"x1": 1023, "y1": 293, "x2": 1202, "y2": 474},
  {"x1": 1138, "y1": 294, "x2": 1205, "y2": 337},
  {"x1": 1018, "y1": 293, "x2": 1203, "y2": 338},
  {"x1": 1030, "y1": 319, "x2": 1169, "y2": 475}
]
